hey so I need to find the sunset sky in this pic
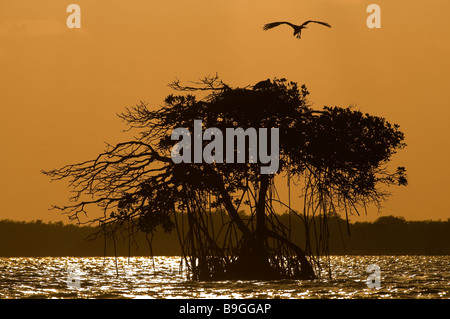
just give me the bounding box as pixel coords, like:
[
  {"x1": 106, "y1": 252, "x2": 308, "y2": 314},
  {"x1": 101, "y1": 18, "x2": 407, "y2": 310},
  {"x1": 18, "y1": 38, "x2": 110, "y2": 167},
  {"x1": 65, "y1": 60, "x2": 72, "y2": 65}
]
[{"x1": 0, "y1": 0, "x2": 449, "y2": 223}]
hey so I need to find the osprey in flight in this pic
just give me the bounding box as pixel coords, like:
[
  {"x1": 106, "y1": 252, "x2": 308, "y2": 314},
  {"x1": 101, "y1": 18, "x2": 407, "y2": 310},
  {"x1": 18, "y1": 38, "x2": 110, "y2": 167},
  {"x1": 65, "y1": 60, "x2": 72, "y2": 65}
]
[{"x1": 263, "y1": 20, "x2": 331, "y2": 39}]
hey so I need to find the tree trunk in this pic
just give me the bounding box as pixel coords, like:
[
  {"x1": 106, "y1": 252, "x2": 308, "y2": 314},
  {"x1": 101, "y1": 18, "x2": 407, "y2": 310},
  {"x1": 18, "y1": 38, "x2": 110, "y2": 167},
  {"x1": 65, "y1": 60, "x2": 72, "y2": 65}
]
[{"x1": 212, "y1": 170, "x2": 316, "y2": 280}]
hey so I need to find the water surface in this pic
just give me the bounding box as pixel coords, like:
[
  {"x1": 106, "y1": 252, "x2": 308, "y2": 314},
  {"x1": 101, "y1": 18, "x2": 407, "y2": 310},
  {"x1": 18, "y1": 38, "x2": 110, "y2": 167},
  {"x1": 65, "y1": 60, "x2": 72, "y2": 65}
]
[{"x1": 0, "y1": 256, "x2": 448, "y2": 299}]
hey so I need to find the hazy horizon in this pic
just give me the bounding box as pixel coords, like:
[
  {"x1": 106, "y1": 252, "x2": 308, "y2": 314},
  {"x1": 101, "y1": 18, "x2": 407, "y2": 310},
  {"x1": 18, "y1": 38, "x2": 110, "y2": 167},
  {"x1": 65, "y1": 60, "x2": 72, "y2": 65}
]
[{"x1": 1, "y1": 213, "x2": 449, "y2": 225}]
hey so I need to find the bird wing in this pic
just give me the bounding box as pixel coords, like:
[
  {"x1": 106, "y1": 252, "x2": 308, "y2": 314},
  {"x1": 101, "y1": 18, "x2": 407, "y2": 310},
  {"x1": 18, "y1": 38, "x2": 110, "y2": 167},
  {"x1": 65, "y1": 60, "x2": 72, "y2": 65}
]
[
  {"x1": 263, "y1": 21, "x2": 297, "y2": 31},
  {"x1": 301, "y1": 20, "x2": 332, "y2": 28}
]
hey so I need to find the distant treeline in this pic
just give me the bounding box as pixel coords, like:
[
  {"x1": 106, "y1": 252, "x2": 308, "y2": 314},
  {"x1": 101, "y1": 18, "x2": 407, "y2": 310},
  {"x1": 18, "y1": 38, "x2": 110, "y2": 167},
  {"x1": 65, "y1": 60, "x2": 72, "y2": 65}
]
[{"x1": 0, "y1": 216, "x2": 449, "y2": 257}]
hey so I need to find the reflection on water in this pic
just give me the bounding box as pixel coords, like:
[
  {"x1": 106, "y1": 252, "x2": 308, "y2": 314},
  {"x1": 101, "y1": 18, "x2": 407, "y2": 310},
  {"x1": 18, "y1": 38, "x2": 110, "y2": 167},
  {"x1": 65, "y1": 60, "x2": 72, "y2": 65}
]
[{"x1": 0, "y1": 256, "x2": 448, "y2": 299}]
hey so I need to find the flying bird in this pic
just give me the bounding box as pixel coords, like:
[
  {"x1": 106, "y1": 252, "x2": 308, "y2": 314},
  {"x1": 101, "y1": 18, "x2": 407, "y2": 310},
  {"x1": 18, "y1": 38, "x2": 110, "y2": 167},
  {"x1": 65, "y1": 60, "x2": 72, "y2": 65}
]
[{"x1": 263, "y1": 20, "x2": 331, "y2": 39}]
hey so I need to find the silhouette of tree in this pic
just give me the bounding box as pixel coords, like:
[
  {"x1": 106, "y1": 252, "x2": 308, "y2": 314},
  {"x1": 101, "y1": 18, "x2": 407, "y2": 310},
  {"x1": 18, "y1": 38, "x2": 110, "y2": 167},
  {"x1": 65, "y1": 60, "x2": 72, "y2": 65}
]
[{"x1": 42, "y1": 76, "x2": 407, "y2": 280}]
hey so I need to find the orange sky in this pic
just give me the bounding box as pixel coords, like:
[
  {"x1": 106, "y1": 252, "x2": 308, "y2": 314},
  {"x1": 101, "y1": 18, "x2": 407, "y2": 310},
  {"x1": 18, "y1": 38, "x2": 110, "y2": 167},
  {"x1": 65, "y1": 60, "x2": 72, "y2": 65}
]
[{"x1": 0, "y1": 0, "x2": 449, "y2": 223}]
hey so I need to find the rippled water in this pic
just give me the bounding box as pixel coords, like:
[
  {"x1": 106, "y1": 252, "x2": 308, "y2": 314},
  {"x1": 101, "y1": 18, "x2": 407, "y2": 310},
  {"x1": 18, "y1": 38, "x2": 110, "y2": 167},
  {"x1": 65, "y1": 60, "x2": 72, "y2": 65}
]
[{"x1": 0, "y1": 256, "x2": 448, "y2": 299}]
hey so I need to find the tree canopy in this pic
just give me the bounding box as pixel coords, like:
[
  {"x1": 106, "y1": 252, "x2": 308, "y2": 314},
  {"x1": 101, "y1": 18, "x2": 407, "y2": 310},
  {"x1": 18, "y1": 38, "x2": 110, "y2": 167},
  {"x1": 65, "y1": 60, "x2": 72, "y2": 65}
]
[{"x1": 43, "y1": 75, "x2": 407, "y2": 280}]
